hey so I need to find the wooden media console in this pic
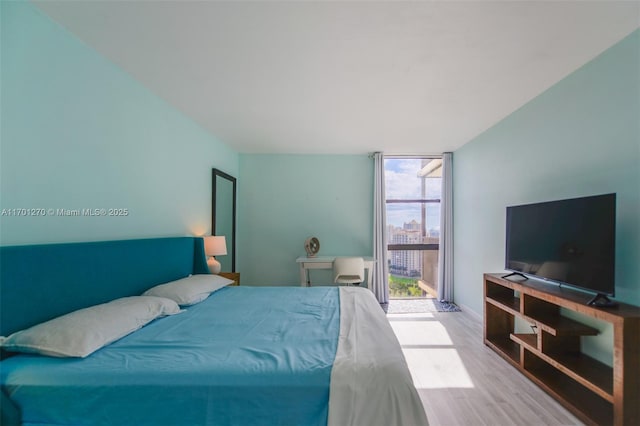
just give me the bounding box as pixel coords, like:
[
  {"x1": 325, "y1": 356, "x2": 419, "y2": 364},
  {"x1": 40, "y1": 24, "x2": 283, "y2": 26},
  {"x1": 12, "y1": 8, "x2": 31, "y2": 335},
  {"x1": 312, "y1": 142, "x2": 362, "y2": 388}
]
[{"x1": 483, "y1": 273, "x2": 639, "y2": 426}]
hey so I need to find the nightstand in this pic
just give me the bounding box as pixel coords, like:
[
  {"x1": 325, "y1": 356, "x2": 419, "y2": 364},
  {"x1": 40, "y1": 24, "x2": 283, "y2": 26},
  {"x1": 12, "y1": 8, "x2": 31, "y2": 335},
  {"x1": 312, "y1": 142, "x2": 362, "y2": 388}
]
[{"x1": 218, "y1": 272, "x2": 240, "y2": 286}]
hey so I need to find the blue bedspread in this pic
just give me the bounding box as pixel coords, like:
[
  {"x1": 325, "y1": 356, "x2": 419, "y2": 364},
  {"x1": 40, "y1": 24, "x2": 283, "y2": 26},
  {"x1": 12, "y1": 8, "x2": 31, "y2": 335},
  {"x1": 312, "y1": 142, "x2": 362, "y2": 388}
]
[{"x1": 1, "y1": 286, "x2": 340, "y2": 426}]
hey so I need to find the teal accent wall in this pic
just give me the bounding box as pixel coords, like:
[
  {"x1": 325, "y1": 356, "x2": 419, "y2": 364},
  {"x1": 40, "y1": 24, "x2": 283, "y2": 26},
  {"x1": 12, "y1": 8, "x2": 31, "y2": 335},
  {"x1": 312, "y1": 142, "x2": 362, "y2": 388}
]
[
  {"x1": 238, "y1": 154, "x2": 373, "y2": 286},
  {"x1": 0, "y1": 2, "x2": 238, "y2": 246},
  {"x1": 453, "y1": 31, "x2": 639, "y2": 363}
]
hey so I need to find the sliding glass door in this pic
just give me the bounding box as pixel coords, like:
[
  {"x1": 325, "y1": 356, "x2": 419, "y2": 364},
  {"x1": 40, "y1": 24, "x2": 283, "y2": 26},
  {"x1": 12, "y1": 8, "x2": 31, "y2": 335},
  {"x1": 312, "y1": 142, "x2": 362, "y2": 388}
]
[{"x1": 384, "y1": 157, "x2": 442, "y2": 298}]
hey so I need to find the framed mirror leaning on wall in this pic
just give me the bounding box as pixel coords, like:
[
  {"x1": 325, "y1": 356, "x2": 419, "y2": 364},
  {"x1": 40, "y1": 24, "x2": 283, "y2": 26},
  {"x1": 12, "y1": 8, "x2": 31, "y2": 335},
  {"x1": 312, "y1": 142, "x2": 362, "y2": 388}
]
[{"x1": 212, "y1": 168, "x2": 236, "y2": 272}]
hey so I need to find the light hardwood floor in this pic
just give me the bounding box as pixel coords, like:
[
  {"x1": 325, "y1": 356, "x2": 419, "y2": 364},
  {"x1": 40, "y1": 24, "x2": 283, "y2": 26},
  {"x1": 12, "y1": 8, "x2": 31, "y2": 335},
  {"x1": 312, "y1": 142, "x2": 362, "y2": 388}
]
[{"x1": 388, "y1": 309, "x2": 584, "y2": 426}]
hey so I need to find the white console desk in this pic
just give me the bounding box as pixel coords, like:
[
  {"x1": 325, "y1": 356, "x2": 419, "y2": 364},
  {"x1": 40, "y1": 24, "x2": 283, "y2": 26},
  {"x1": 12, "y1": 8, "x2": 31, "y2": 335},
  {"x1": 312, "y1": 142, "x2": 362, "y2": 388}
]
[{"x1": 296, "y1": 256, "x2": 375, "y2": 287}]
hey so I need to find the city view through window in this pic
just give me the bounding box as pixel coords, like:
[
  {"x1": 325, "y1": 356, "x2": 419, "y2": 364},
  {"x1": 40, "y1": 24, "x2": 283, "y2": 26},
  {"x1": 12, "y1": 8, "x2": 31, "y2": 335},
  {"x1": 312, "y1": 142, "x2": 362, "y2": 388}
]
[{"x1": 385, "y1": 158, "x2": 442, "y2": 298}]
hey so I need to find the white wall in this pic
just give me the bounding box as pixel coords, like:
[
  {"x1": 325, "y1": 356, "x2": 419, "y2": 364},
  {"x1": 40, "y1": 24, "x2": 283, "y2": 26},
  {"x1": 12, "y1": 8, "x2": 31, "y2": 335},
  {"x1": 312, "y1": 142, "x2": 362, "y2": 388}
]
[
  {"x1": 453, "y1": 30, "x2": 639, "y2": 363},
  {"x1": 1, "y1": 2, "x2": 238, "y2": 245},
  {"x1": 453, "y1": 30, "x2": 639, "y2": 313},
  {"x1": 238, "y1": 154, "x2": 373, "y2": 286}
]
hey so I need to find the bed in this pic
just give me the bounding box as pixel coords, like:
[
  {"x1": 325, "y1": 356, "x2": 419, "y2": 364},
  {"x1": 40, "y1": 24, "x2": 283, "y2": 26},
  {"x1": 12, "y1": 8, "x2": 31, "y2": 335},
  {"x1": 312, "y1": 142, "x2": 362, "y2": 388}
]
[{"x1": 0, "y1": 237, "x2": 427, "y2": 426}]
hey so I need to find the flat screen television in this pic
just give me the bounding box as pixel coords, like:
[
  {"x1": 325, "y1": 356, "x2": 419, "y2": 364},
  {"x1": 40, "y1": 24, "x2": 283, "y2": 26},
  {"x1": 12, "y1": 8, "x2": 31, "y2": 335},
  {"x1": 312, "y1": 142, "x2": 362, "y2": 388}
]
[{"x1": 504, "y1": 193, "x2": 616, "y2": 306}]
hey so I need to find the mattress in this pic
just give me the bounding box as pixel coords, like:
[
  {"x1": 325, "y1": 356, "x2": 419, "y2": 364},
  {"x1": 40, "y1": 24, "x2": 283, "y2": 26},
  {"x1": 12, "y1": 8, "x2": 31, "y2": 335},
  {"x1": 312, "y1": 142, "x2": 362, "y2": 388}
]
[{"x1": 1, "y1": 286, "x2": 427, "y2": 426}]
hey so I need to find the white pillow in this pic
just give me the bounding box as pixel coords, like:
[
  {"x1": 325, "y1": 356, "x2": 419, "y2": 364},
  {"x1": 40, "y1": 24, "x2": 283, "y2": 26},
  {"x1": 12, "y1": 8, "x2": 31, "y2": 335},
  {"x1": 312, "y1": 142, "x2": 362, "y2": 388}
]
[
  {"x1": 0, "y1": 296, "x2": 180, "y2": 358},
  {"x1": 143, "y1": 274, "x2": 234, "y2": 306}
]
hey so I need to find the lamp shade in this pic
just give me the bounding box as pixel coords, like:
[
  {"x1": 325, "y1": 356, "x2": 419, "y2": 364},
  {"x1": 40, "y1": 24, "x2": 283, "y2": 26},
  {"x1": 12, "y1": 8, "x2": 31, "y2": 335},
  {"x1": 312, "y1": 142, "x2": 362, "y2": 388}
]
[{"x1": 204, "y1": 236, "x2": 227, "y2": 256}]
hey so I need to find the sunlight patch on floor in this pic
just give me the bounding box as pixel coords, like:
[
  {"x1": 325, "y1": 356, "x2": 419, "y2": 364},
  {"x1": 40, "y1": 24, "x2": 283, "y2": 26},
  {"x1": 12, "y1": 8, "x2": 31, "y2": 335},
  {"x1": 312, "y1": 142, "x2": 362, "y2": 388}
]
[
  {"x1": 403, "y1": 348, "x2": 474, "y2": 389},
  {"x1": 388, "y1": 313, "x2": 451, "y2": 346},
  {"x1": 388, "y1": 313, "x2": 474, "y2": 389}
]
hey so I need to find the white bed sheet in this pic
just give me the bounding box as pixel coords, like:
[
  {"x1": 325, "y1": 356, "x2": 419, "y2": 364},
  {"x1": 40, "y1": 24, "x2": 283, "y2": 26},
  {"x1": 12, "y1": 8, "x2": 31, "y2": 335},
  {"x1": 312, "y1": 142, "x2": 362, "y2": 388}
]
[{"x1": 329, "y1": 287, "x2": 429, "y2": 426}]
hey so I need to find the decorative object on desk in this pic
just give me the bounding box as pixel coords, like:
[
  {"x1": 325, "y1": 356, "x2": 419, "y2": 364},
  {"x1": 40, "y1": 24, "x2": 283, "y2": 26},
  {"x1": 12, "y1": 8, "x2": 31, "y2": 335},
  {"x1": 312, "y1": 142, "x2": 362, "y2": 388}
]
[
  {"x1": 304, "y1": 237, "x2": 320, "y2": 257},
  {"x1": 204, "y1": 236, "x2": 227, "y2": 274}
]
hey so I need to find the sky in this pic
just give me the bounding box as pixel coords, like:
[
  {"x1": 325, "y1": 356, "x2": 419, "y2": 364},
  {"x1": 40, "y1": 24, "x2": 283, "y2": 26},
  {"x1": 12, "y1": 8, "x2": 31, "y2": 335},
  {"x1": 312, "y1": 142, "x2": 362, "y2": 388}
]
[{"x1": 384, "y1": 158, "x2": 441, "y2": 229}]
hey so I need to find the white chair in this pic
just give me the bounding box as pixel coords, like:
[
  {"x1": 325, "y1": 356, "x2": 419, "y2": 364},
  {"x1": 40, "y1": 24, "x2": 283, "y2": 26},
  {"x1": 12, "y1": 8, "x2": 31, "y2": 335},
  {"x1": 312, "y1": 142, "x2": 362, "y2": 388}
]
[{"x1": 333, "y1": 257, "x2": 365, "y2": 286}]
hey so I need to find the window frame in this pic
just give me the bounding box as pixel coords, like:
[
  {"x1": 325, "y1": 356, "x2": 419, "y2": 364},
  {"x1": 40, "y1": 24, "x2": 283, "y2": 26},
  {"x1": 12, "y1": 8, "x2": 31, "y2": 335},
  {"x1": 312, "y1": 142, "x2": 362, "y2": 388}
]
[{"x1": 384, "y1": 155, "x2": 442, "y2": 253}]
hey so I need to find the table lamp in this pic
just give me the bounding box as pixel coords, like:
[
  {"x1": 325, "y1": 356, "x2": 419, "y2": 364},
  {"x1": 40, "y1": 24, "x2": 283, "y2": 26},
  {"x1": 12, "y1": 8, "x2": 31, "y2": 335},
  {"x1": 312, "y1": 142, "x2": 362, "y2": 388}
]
[{"x1": 204, "y1": 236, "x2": 227, "y2": 274}]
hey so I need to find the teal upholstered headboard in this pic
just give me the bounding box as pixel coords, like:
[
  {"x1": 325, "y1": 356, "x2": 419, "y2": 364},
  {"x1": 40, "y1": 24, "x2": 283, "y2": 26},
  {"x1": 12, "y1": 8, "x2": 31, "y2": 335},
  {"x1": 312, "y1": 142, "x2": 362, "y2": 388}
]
[{"x1": 0, "y1": 237, "x2": 209, "y2": 337}]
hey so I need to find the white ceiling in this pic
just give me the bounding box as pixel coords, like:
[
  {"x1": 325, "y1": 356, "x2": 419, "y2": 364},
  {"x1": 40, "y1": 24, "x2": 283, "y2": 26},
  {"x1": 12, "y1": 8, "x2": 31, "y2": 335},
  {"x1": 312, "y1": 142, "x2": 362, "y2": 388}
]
[{"x1": 33, "y1": 1, "x2": 639, "y2": 154}]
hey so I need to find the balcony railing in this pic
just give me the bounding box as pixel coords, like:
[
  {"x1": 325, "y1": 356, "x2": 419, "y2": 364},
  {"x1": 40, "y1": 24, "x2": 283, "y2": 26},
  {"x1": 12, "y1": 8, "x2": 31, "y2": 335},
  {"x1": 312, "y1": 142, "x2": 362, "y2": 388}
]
[{"x1": 388, "y1": 248, "x2": 439, "y2": 298}]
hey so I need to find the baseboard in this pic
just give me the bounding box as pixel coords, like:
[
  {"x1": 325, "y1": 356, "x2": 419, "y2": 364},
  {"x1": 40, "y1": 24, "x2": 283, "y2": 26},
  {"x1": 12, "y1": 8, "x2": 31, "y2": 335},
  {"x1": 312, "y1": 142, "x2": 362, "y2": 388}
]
[{"x1": 457, "y1": 302, "x2": 482, "y2": 322}]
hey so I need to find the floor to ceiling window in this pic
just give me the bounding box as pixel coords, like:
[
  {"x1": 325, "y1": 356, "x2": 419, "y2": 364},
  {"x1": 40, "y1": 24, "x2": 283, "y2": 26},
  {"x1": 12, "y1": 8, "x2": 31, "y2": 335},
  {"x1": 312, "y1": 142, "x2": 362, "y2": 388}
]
[{"x1": 384, "y1": 157, "x2": 442, "y2": 298}]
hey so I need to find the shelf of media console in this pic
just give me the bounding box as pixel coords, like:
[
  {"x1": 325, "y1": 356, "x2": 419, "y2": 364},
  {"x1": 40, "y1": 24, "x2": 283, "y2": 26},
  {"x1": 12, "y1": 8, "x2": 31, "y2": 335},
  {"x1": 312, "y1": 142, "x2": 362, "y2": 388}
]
[{"x1": 483, "y1": 273, "x2": 640, "y2": 426}]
